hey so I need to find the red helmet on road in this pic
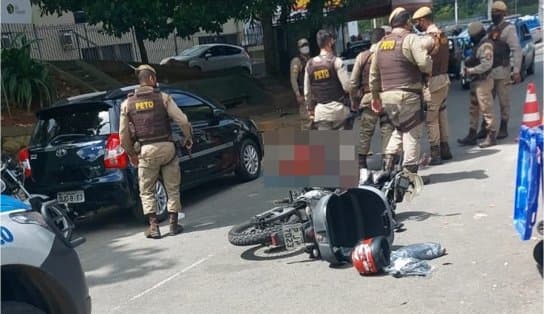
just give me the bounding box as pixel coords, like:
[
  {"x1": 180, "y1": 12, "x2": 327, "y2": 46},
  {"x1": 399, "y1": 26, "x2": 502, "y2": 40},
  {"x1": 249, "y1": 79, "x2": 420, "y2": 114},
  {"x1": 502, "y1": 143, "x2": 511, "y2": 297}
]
[{"x1": 351, "y1": 236, "x2": 391, "y2": 275}]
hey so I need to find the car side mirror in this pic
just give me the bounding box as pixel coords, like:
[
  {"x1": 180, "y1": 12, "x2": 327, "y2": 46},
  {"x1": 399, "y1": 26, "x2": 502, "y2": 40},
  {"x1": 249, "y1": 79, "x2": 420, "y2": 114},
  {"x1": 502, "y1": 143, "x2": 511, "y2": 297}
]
[{"x1": 204, "y1": 53, "x2": 212, "y2": 59}]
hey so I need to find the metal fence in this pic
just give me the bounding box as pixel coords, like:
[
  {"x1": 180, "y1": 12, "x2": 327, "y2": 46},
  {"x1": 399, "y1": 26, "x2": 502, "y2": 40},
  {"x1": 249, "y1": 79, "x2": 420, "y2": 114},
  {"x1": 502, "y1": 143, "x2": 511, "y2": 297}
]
[{"x1": 1, "y1": 22, "x2": 264, "y2": 64}]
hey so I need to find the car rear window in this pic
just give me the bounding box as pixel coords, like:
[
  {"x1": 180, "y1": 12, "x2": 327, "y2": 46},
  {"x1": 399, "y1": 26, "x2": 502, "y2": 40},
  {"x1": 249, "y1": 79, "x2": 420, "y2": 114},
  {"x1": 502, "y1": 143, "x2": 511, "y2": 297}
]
[{"x1": 30, "y1": 103, "x2": 111, "y2": 147}]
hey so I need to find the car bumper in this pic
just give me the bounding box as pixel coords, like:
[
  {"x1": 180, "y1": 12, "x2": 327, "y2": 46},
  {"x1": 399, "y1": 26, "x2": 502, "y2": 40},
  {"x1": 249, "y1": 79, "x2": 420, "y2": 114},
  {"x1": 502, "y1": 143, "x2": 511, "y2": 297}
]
[
  {"x1": 41, "y1": 236, "x2": 91, "y2": 314},
  {"x1": 26, "y1": 170, "x2": 138, "y2": 213}
]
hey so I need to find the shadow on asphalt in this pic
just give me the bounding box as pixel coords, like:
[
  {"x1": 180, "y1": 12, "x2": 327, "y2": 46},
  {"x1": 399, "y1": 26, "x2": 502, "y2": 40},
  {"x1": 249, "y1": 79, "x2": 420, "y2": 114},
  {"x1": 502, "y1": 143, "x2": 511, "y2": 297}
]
[
  {"x1": 395, "y1": 211, "x2": 461, "y2": 223},
  {"x1": 74, "y1": 175, "x2": 241, "y2": 234},
  {"x1": 425, "y1": 170, "x2": 489, "y2": 184},
  {"x1": 240, "y1": 245, "x2": 307, "y2": 261}
]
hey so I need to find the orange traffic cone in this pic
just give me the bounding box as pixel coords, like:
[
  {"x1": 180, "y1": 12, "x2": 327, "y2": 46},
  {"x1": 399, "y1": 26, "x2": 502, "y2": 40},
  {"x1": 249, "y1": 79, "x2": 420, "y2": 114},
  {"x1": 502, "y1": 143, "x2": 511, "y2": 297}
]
[{"x1": 522, "y1": 83, "x2": 541, "y2": 128}]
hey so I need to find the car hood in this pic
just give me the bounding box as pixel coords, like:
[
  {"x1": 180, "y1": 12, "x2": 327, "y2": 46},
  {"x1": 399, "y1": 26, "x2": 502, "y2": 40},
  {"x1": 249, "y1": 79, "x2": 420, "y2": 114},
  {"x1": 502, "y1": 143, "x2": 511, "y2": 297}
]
[
  {"x1": 0, "y1": 195, "x2": 30, "y2": 213},
  {"x1": 160, "y1": 56, "x2": 192, "y2": 65}
]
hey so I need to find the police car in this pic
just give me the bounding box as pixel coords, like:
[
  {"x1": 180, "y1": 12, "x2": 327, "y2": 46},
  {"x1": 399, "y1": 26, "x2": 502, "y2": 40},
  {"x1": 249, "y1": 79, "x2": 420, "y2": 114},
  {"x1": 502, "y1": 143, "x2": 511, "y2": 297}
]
[{"x1": 1, "y1": 181, "x2": 91, "y2": 314}]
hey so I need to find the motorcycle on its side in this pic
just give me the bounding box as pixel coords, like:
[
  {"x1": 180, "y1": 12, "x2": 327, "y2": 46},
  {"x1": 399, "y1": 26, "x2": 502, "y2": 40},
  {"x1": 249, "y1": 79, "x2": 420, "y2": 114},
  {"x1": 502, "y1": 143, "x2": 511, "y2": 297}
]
[{"x1": 227, "y1": 158, "x2": 422, "y2": 265}]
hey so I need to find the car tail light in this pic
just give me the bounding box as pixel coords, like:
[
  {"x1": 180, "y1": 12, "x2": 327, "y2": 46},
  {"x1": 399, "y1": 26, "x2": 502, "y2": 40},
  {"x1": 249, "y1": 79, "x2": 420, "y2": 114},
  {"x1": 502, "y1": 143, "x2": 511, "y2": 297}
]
[
  {"x1": 104, "y1": 133, "x2": 128, "y2": 169},
  {"x1": 18, "y1": 147, "x2": 31, "y2": 178}
]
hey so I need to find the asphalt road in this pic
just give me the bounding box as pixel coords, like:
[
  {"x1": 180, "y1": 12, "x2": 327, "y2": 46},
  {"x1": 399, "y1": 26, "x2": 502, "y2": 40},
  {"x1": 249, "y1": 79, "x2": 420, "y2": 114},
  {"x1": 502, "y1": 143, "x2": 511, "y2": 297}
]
[{"x1": 75, "y1": 50, "x2": 543, "y2": 314}]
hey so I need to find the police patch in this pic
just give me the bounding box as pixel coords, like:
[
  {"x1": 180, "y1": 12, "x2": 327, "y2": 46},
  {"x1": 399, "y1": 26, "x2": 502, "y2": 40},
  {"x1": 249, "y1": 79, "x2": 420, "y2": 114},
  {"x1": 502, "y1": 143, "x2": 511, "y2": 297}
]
[
  {"x1": 313, "y1": 69, "x2": 330, "y2": 80},
  {"x1": 379, "y1": 40, "x2": 396, "y2": 50},
  {"x1": 135, "y1": 101, "x2": 154, "y2": 111}
]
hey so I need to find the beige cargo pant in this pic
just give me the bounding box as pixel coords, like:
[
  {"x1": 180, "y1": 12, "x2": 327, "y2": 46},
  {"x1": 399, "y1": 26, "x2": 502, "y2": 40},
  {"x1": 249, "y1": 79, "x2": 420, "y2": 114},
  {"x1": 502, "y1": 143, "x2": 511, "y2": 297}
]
[
  {"x1": 138, "y1": 141, "x2": 181, "y2": 215},
  {"x1": 469, "y1": 77, "x2": 496, "y2": 132},
  {"x1": 425, "y1": 84, "x2": 450, "y2": 146},
  {"x1": 381, "y1": 90, "x2": 424, "y2": 167},
  {"x1": 359, "y1": 94, "x2": 394, "y2": 155},
  {"x1": 492, "y1": 78, "x2": 511, "y2": 121}
]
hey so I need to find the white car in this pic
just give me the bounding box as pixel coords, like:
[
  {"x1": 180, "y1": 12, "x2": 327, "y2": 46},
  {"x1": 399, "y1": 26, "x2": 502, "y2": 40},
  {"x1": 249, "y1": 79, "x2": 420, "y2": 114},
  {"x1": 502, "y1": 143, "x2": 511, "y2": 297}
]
[{"x1": 159, "y1": 43, "x2": 253, "y2": 75}]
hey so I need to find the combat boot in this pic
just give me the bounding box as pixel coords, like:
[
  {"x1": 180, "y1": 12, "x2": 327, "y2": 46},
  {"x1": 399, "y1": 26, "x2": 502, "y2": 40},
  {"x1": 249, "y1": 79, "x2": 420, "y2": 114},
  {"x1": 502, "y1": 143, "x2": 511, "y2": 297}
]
[
  {"x1": 404, "y1": 164, "x2": 430, "y2": 185},
  {"x1": 479, "y1": 131, "x2": 497, "y2": 148},
  {"x1": 440, "y1": 142, "x2": 453, "y2": 160},
  {"x1": 358, "y1": 154, "x2": 368, "y2": 169},
  {"x1": 457, "y1": 128, "x2": 478, "y2": 146},
  {"x1": 429, "y1": 145, "x2": 442, "y2": 165},
  {"x1": 169, "y1": 212, "x2": 184, "y2": 235},
  {"x1": 144, "y1": 213, "x2": 161, "y2": 239},
  {"x1": 476, "y1": 120, "x2": 487, "y2": 139},
  {"x1": 497, "y1": 120, "x2": 508, "y2": 139}
]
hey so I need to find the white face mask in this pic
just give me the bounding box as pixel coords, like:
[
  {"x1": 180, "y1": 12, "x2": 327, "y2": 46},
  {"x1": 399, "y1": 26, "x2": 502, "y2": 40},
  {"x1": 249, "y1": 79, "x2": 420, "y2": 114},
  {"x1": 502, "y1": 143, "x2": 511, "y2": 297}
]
[{"x1": 299, "y1": 46, "x2": 310, "y2": 54}]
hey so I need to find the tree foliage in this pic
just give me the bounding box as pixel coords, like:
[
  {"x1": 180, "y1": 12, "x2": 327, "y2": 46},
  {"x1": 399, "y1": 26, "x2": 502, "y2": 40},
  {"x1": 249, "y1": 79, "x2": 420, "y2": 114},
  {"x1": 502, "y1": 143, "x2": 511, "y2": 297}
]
[{"x1": 1, "y1": 34, "x2": 54, "y2": 114}]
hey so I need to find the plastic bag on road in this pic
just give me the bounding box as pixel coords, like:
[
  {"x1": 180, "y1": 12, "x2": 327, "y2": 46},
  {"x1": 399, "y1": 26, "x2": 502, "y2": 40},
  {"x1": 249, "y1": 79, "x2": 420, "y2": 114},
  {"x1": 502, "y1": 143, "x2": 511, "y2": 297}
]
[
  {"x1": 384, "y1": 242, "x2": 446, "y2": 278},
  {"x1": 391, "y1": 242, "x2": 446, "y2": 260},
  {"x1": 385, "y1": 257, "x2": 433, "y2": 278}
]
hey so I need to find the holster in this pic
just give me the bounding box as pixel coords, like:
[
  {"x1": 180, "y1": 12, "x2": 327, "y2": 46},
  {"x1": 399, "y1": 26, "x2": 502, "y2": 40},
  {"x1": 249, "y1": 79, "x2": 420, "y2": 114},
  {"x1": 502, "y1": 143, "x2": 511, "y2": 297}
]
[{"x1": 397, "y1": 88, "x2": 426, "y2": 133}]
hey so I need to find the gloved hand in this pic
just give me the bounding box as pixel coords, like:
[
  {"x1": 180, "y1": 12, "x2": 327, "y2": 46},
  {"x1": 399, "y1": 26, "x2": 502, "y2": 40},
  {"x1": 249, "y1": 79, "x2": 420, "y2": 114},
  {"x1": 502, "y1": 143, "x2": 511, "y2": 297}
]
[
  {"x1": 183, "y1": 137, "x2": 193, "y2": 150},
  {"x1": 511, "y1": 72, "x2": 521, "y2": 84}
]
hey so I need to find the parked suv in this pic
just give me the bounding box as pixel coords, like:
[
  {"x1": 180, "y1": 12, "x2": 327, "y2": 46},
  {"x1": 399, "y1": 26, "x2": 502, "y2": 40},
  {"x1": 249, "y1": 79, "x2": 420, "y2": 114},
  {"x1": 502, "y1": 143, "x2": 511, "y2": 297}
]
[
  {"x1": 459, "y1": 15, "x2": 536, "y2": 89},
  {"x1": 21, "y1": 85, "x2": 264, "y2": 223}
]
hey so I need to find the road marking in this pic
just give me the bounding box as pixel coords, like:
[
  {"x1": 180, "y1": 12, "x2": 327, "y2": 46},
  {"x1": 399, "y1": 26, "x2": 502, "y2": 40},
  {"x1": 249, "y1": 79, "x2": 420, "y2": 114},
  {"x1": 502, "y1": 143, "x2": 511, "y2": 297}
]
[
  {"x1": 193, "y1": 222, "x2": 215, "y2": 228},
  {"x1": 112, "y1": 255, "x2": 212, "y2": 312}
]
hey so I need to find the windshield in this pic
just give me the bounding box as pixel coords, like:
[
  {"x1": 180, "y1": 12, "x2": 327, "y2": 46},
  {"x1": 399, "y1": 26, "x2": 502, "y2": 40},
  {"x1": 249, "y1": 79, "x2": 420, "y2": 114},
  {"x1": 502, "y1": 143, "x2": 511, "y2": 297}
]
[
  {"x1": 30, "y1": 106, "x2": 111, "y2": 147},
  {"x1": 179, "y1": 45, "x2": 208, "y2": 57}
]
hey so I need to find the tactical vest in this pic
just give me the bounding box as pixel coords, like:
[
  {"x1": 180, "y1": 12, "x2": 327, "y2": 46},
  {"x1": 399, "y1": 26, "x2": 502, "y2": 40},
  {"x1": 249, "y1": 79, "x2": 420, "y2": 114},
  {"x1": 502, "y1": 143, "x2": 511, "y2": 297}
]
[
  {"x1": 465, "y1": 38, "x2": 494, "y2": 80},
  {"x1": 297, "y1": 56, "x2": 307, "y2": 94},
  {"x1": 376, "y1": 30, "x2": 422, "y2": 92},
  {"x1": 487, "y1": 22, "x2": 511, "y2": 68},
  {"x1": 359, "y1": 50, "x2": 373, "y2": 94},
  {"x1": 430, "y1": 32, "x2": 449, "y2": 76},
  {"x1": 306, "y1": 54, "x2": 345, "y2": 105},
  {"x1": 126, "y1": 88, "x2": 172, "y2": 145}
]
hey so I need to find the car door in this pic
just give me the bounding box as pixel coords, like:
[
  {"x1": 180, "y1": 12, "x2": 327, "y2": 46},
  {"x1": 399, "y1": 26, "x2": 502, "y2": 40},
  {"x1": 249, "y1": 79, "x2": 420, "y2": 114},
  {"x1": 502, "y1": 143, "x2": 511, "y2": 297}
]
[
  {"x1": 205, "y1": 45, "x2": 229, "y2": 71},
  {"x1": 170, "y1": 92, "x2": 236, "y2": 182},
  {"x1": 223, "y1": 45, "x2": 243, "y2": 69}
]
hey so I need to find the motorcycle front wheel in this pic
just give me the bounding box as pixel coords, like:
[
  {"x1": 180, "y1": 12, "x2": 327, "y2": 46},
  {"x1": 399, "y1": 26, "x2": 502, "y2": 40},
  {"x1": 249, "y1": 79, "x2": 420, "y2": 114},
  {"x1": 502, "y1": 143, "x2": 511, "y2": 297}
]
[{"x1": 228, "y1": 205, "x2": 302, "y2": 246}]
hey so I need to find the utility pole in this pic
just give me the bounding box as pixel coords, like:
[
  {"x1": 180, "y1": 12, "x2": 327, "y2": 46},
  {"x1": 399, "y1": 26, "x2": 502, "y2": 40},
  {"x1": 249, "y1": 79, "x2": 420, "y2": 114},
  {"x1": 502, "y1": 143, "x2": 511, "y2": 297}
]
[
  {"x1": 455, "y1": 0, "x2": 458, "y2": 25},
  {"x1": 487, "y1": 0, "x2": 493, "y2": 20}
]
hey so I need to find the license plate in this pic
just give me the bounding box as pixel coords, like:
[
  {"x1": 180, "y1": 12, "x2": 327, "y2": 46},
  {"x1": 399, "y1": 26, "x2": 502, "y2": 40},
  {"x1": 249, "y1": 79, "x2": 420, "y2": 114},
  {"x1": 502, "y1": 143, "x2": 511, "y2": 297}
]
[
  {"x1": 282, "y1": 223, "x2": 304, "y2": 251},
  {"x1": 57, "y1": 190, "x2": 85, "y2": 204}
]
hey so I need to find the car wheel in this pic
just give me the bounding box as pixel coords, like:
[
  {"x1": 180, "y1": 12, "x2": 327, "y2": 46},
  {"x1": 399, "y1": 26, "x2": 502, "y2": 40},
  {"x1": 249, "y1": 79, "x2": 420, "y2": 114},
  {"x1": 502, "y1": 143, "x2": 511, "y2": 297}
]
[
  {"x1": 527, "y1": 54, "x2": 535, "y2": 76},
  {"x1": 2, "y1": 301, "x2": 46, "y2": 314},
  {"x1": 131, "y1": 180, "x2": 168, "y2": 224},
  {"x1": 235, "y1": 139, "x2": 261, "y2": 181}
]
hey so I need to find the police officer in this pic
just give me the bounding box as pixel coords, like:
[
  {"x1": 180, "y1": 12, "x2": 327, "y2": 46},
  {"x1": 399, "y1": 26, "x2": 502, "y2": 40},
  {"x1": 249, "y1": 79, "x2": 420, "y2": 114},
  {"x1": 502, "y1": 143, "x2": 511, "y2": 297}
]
[
  {"x1": 350, "y1": 27, "x2": 393, "y2": 169},
  {"x1": 290, "y1": 38, "x2": 311, "y2": 130},
  {"x1": 369, "y1": 7, "x2": 432, "y2": 175},
  {"x1": 304, "y1": 29, "x2": 352, "y2": 130},
  {"x1": 119, "y1": 65, "x2": 193, "y2": 239},
  {"x1": 457, "y1": 22, "x2": 497, "y2": 148},
  {"x1": 412, "y1": 6, "x2": 453, "y2": 165},
  {"x1": 475, "y1": 0, "x2": 522, "y2": 140}
]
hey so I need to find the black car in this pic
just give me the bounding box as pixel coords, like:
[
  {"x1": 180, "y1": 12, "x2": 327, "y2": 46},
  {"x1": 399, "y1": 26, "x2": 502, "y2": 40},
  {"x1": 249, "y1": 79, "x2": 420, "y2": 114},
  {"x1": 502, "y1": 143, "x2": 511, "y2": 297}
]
[
  {"x1": 20, "y1": 84, "x2": 264, "y2": 223},
  {"x1": 341, "y1": 40, "x2": 371, "y2": 73}
]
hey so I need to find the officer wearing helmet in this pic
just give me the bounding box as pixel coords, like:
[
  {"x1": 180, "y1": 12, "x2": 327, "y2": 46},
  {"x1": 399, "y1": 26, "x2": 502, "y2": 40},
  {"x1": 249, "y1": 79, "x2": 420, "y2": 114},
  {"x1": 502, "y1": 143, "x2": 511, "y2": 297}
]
[
  {"x1": 304, "y1": 29, "x2": 352, "y2": 130},
  {"x1": 290, "y1": 38, "x2": 311, "y2": 130},
  {"x1": 119, "y1": 64, "x2": 193, "y2": 239},
  {"x1": 475, "y1": 0, "x2": 522, "y2": 141},
  {"x1": 368, "y1": 7, "x2": 432, "y2": 176},
  {"x1": 412, "y1": 6, "x2": 453, "y2": 165},
  {"x1": 457, "y1": 22, "x2": 497, "y2": 148}
]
